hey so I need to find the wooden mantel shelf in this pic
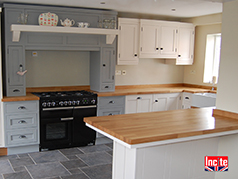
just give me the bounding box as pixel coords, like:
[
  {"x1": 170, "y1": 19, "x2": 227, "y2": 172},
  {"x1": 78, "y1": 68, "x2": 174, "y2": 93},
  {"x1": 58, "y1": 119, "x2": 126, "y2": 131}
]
[{"x1": 11, "y1": 24, "x2": 119, "y2": 44}]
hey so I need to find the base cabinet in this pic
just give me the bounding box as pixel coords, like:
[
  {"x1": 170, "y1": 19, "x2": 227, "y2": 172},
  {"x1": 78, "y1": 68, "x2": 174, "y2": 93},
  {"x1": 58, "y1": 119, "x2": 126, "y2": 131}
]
[
  {"x1": 3, "y1": 100, "x2": 39, "y2": 154},
  {"x1": 152, "y1": 93, "x2": 182, "y2": 112},
  {"x1": 125, "y1": 94, "x2": 153, "y2": 114},
  {"x1": 126, "y1": 93, "x2": 182, "y2": 114}
]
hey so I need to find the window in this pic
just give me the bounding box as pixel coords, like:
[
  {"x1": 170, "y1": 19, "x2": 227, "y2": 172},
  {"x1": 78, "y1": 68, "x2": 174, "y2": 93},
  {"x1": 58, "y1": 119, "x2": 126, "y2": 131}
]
[{"x1": 203, "y1": 33, "x2": 221, "y2": 84}]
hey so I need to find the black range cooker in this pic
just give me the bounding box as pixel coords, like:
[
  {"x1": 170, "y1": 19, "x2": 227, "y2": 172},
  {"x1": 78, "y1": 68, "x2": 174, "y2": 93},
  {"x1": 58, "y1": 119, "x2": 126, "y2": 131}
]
[{"x1": 33, "y1": 90, "x2": 97, "y2": 151}]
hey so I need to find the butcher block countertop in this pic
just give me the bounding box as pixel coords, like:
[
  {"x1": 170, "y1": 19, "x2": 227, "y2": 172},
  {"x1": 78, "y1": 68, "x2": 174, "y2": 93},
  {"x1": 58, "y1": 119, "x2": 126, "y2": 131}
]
[
  {"x1": 84, "y1": 108, "x2": 238, "y2": 145},
  {"x1": 1, "y1": 84, "x2": 216, "y2": 102}
]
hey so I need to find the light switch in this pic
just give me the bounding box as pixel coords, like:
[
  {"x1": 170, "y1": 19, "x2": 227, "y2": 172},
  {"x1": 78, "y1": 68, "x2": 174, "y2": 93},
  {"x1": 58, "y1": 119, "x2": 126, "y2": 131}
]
[
  {"x1": 116, "y1": 70, "x2": 121, "y2": 75},
  {"x1": 32, "y1": 51, "x2": 38, "y2": 57}
]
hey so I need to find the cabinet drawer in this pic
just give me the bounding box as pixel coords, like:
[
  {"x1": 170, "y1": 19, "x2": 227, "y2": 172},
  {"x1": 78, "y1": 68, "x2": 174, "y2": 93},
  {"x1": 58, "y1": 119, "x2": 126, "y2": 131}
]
[
  {"x1": 8, "y1": 87, "x2": 25, "y2": 96},
  {"x1": 101, "y1": 84, "x2": 114, "y2": 91},
  {"x1": 98, "y1": 96, "x2": 125, "y2": 108},
  {"x1": 5, "y1": 101, "x2": 38, "y2": 114},
  {"x1": 6, "y1": 129, "x2": 38, "y2": 146},
  {"x1": 98, "y1": 107, "x2": 124, "y2": 116},
  {"x1": 6, "y1": 114, "x2": 38, "y2": 130}
]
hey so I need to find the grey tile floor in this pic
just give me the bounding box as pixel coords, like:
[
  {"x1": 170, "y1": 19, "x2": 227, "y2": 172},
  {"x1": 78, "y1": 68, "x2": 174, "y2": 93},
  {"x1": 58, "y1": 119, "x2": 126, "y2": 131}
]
[{"x1": 0, "y1": 143, "x2": 113, "y2": 179}]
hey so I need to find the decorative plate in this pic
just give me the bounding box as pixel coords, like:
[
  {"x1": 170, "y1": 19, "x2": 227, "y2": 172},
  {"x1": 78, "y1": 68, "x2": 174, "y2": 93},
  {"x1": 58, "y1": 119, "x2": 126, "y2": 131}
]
[{"x1": 38, "y1": 12, "x2": 58, "y2": 26}]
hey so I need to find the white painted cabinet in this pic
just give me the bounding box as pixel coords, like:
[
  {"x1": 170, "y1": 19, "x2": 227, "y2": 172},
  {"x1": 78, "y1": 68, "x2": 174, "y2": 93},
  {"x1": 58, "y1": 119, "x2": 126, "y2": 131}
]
[
  {"x1": 176, "y1": 23, "x2": 195, "y2": 65},
  {"x1": 160, "y1": 23, "x2": 178, "y2": 58},
  {"x1": 182, "y1": 92, "x2": 192, "y2": 109},
  {"x1": 117, "y1": 18, "x2": 139, "y2": 65},
  {"x1": 139, "y1": 19, "x2": 160, "y2": 58},
  {"x1": 125, "y1": 94, "x2": 153, "y2": 114},
  {"x1": 152, "y1": 93, "x2": 182, "y2": 112},
  {"x1": 139, "y1": 19, "x2": 194, "y2": 65},
  {"x1": 139, "y1": 19, "x2": 178, "y2": 59}
]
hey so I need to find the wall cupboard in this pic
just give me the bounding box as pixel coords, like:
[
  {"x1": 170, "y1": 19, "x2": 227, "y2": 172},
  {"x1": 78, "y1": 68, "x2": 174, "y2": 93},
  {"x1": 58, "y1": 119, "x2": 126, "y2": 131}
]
[
  {"x1": 117, "y1": 18, "x2": 195, "y2": 66},
  {"x1": 117, "y1": 18, "x2": 139, "y2": 65}
]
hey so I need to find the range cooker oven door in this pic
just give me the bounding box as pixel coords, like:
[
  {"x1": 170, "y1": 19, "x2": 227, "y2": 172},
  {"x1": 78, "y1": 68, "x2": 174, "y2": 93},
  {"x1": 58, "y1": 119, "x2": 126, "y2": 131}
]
[
  {"x1": 73, "y1": 105, "x2": 97, "y2": 146},
  {"x1": 40, "y1": 107, "x2": 74, "y2": 151}
]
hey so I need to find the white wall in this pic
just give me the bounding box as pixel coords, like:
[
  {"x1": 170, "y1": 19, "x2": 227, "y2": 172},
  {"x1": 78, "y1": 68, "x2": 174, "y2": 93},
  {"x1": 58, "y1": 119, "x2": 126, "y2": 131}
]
[
  {"x1": 25, "y1": 50, "x2": 90, "y2": 87},
  {"x1": 216, "y1": 0, "x2": 238, "y2": 113},
  {"x1": 115, "y1": 59, "x2": 184, "y2": 86}
]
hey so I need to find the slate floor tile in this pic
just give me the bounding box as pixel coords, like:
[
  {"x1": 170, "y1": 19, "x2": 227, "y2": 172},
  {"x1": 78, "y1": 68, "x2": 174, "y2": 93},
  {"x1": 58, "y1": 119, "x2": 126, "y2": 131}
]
[
  {"x1": 81, "y1": 164, "x2": 112, "y2": 179},
  {"x1": 105, "y1": 143, "x2": 113, "y2": 149},
  {"x1": 13, "y1": 166, "x2": 27, "y2": 172},
  {"x1": 68, "y1": 168, "x2": 83, "y2": 174},
  {"x1": 78, "y1": 144, "x2": 112, "y2": 154},
  {"x1": 29, "y1": 150, "x2": 68, "y2": 164},
  {"x1": 3, "y1": 171, "x2": 31, "y2": 179},
  {"x1": 60, "y1": 147, "x2": 84, "y2": 156},
  {"x1": 0, "y1": 155, "x2": 18, "y2": 161},
  {"x1": 0, "y1": 160, "x2": 14, "y2": 174},
  {"x1": 9, "y1": 157, "x2": 35, "y2": 168},
  {"x1": 60, "y1": 159, "x2": 88, "y2": 169},
  {"x1": 106, "y1": 150, "x2": 113, "y2": 156},
  {"x1": 61, "y1": 173, "x2": 90, "y2": 179},
  {"x1": 77, "y1": 152, "x2": 112, "y2": 166},
  {"x1": 26, "y1": 162, "x2": 70, "y2": 179}
]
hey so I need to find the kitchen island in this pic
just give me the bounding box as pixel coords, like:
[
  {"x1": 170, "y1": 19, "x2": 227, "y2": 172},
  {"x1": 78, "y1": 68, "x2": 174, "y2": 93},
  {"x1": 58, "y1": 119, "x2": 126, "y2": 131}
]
[{"x1": 84, "y1": 108, "x2": 238, "y2": 179}]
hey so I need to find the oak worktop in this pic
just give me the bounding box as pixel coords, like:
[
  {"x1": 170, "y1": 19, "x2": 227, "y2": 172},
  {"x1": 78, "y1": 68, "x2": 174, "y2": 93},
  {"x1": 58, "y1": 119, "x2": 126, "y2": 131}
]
[
  {"x1": 84, "y1": 108, "x2": 238, "y2": 145},
  {"x1": 1, "y1": 84, "x2": 216, "y2": 102}
]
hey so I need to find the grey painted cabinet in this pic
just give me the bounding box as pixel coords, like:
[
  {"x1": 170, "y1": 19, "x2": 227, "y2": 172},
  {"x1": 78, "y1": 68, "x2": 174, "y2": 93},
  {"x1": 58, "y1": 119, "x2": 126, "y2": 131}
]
[
  {"x1": 3, "y1": 3, "x2": 117, "y2": 96},
  {"x1": 97, "y1": 96, "x2": 125, "y2": 116},
  {"x1": 3, "y1": 100, "x2": 39, "y2": 154},
  {"x1": 7, "y1": 46, "x2": 26, "y2": 96},
  {"x1": 90, "y1": 47, "x2": 116, "y2": 92}
]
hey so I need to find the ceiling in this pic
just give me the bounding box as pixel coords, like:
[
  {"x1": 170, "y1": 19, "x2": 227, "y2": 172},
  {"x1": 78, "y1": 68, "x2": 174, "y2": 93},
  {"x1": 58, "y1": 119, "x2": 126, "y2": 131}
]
[{"x1": 0, "y1": 0, "x2": 234, "y2": 18}]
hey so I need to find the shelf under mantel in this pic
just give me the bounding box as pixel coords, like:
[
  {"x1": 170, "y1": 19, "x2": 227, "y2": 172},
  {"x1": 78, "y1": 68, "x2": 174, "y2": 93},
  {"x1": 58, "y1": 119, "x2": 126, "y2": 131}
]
[{"x1": 11, "y1": 24, "x2": 119, "y2": 44}]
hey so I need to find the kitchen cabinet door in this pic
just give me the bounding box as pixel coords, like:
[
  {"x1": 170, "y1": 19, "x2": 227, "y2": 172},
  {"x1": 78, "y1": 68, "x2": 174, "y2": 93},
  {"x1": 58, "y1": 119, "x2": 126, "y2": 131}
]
[
  {"x1": 7, "y1": 46, "x2": 26, "y2": 96},
  {"x1": 101, "y1": 47, "x2": 115, "y2": 84},
  {"x1": 117, "y1": 18, "x2": 139, "y2": 65},
  {"x1": 152, "y1": 93, "x2": 182, "y2": 112},
  {"x1": 125, "y1": 94, "x2": 153, "y2": 114},
  {"x1": 139, "y1": 20, "x2": 160, "y2": 58},
  {"x1": 160, "y1": 24, "x2": 178, "y2": 58},
  {"x1": 176, "y1": 24, "x2": 195, "y2": 65}
]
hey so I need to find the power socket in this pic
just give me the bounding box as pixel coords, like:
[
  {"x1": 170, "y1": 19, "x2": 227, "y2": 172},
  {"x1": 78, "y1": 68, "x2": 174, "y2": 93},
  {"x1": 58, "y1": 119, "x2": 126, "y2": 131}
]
[{"x1": 122, "y1": 70, "x2": 126, "y2": 75}]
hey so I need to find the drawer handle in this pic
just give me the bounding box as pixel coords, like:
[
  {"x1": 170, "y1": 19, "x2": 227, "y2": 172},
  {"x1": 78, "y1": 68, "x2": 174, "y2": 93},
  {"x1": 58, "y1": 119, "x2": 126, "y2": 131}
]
[
  {"x1": 18, "y1": 106, "x2": 26, "y2": 110},
  {"x1": 185, "y1": 97, "x2": 190, "y2": 99},
  {"x1": 105, "y1": 86, "x2": 109, "y2": 88},
  {"x1": 137, "y1": 97, "x2": 141, "y2": 99},
  {"x1": 13, "y1": 89, "x2": 20, "y2": 92},
  {"x1": 155, "y1": 100, "x2": 158, "y2": 102},
  {"x1": 61, "y1": 117, "x2": 73, "y2": 121},
  {"x1": 109, "y1": 101, "x2": 115, "y2": 104},
  {"x1": 19, "y1": 135, "x2": 27, "y2": 139},
  {"x1": 108, "y1": 113, "x2": 113, "y2": 116},
  {"x1": 18, "y1": 120, "x2": 26, "y2": 124}
]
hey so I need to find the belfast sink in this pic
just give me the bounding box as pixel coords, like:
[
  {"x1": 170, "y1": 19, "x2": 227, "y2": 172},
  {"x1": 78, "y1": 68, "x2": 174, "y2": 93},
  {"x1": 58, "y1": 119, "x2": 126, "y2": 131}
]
[{"x1": 191, "y1": 93, "x2": 216, "y2": 107}]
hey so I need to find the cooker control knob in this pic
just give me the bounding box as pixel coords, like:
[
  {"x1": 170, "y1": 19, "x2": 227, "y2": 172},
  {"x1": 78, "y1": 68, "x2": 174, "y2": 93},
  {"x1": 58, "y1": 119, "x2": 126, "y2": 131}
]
[
  {"x1": 91, "y1": 99, "x2": 96, "y2": 104},
  {"x1": 42, "y1": 102, "x2": 47, "y2": 107},
  {"x1": 76, "y1": 100, "x2": 80, "y2": 105},
  {"x1": 51, "y1": 102, "x2": 56, "y2": 107},
  {"x1": 64, "y1": 101, "x2": 68, "y2": 105},
  {"x1": 68, "y1": 101, "x2": 72, "y2": 105},
  {"x1": 59, "y1": 101, "x2": 64, "y2": 106},
  {"x1": 47, "y1": 102, "x2": 51, "y2": 107},
  {"x1": 72, "y1": 101, "x2": 76, "y2": 105}
]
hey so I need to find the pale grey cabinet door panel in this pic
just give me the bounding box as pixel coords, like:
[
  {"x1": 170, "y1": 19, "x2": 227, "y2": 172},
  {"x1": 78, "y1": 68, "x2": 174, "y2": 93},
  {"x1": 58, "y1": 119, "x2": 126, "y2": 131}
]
[
  {"x1": 8, "y1": 46, "x2": 25, "y2": 86},
  {"x1": 102, "y1": 47, "x2": 115, "y2": 83},
  {"x1": 98, "y1": 108, "x2": 124, "y2": 116}
]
